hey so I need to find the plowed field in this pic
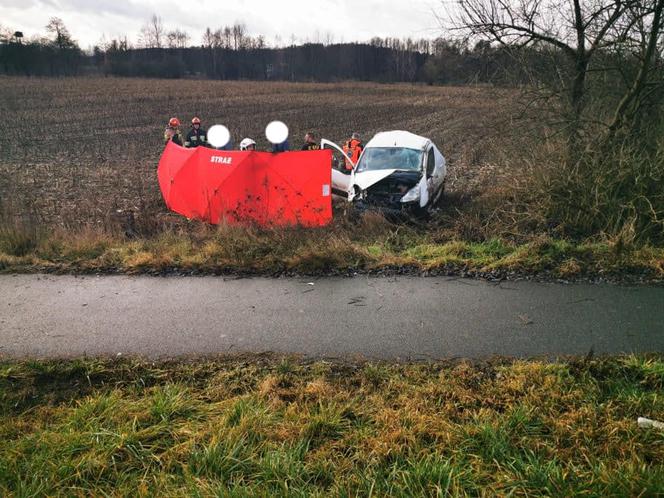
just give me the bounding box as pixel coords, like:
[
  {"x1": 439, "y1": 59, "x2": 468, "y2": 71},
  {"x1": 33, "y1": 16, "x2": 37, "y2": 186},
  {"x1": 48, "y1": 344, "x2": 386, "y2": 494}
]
[{"x1": 0, "y1": 77, "x2": 516, "y2": 228}]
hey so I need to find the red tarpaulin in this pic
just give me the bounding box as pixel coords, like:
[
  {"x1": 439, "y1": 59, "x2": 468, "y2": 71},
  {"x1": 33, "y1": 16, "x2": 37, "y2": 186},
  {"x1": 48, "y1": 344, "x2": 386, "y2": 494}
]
[{"x1": 157, "y1": 142, "x2": 333, "y2": 227}]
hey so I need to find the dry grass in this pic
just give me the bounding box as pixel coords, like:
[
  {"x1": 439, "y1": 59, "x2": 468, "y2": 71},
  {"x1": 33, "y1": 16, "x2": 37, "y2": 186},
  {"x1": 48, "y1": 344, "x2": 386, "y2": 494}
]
[
  {"x1": 1, "y1": 217, "x2": 663, "y2": 280},
  {"x1": 1, "y1": 355, "x2": 662, "y2": 496},
  {"x1": 0, "y1": 76, "x2": 517, "y2": 229}
]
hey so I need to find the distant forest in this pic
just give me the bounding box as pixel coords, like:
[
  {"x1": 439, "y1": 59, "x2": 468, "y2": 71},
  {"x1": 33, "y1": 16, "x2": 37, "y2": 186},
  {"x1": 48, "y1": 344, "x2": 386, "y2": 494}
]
[{"x1": 0, "y1": 16, "x2": 541, "y2": 85}]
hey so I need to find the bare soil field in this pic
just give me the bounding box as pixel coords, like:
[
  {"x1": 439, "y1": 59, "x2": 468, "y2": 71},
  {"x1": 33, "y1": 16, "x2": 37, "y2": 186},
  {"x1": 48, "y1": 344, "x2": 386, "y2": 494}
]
[{"x1": 0, "y1": 76, "x2": 517, "y2": 229}]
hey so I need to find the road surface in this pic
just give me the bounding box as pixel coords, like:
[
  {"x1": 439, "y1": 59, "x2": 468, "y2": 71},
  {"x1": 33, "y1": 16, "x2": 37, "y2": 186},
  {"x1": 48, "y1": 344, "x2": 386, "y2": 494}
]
[{"x1": 1, "y1": 274, "x2": 662, "y2": 359}]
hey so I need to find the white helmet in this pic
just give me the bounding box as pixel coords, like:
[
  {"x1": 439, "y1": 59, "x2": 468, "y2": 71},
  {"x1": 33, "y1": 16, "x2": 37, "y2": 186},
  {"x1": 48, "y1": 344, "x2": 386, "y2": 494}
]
[{"x1": 240, "y1": 138, "x2": 256, "y2": 151}]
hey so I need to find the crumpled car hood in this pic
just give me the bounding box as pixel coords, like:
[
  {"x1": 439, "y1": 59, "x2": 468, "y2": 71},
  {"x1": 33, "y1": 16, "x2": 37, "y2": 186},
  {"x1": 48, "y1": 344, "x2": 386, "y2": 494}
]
[{"x1": 353, "y1": 169, "x2": 399, "y2": 190}]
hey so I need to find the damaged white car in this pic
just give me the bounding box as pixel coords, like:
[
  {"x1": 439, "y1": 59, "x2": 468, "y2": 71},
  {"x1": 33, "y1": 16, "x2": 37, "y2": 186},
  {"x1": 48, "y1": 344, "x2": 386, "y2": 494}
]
[{"x1": 323, "y1": 131, "x2": 446, "y2": 216}]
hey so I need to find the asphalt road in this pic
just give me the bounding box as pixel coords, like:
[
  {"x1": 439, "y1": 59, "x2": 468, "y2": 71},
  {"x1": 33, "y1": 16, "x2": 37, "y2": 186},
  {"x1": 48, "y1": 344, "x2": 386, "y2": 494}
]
[{"x1": 1, "y1": 274, "x2": 663, "y2": 360}]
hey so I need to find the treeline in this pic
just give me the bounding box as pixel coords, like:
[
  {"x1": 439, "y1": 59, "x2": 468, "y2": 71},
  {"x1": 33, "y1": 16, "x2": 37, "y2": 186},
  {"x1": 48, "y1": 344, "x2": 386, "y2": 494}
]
[
  {"x1": 96, "y1": 41, "x2": 538, "y2": 85},
  {"x1": 0, "y1": 18, "x2": 83, "y2": 76},
  {"x1": 1, "y1": 38, "x2": 527, "y2": 86},
  {"x1": 97, "y1": 43, "x2": 428, "y2": 82},
  {"x1": 0, "y1": 16, "x2": 577, "y2": 85},
  {"x1": 91, "y1": 22, "x2": 533, "y2": 84}
]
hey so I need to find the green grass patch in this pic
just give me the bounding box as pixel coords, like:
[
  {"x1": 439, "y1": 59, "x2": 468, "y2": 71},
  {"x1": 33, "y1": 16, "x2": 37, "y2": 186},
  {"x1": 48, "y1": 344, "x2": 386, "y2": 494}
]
[{"x1": 0, "y1": 356, "x2": 663, "y2": 496}]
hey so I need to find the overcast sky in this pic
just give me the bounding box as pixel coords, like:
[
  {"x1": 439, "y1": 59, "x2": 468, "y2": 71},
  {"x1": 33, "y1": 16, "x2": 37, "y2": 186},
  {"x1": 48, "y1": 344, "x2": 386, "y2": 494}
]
[{"x1": 1, "y1": 0, "x2": 444, "y2": 50}]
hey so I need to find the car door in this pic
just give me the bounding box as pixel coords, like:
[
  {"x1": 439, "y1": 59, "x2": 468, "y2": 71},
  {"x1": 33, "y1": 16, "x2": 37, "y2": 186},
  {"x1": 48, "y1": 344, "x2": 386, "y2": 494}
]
[
  {"x1": 321, "y1": 139, "x2": 355, "y2": 198},
  {"x1": 425, "y1": 146, "x2": 444, "y2": 199}
]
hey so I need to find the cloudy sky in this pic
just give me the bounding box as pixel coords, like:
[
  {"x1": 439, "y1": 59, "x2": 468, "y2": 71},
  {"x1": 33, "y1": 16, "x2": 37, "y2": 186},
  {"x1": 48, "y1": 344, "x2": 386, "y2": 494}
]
[{"x1": 1, "y1": 0, "x2": 445, "y2": 50}]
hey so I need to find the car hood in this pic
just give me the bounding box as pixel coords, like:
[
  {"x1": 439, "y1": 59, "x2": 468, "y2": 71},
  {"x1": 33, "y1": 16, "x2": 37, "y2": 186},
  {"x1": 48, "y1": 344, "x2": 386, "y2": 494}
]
[{"x1": 353, "y1": 169, "x2": 401, "y2": 190}]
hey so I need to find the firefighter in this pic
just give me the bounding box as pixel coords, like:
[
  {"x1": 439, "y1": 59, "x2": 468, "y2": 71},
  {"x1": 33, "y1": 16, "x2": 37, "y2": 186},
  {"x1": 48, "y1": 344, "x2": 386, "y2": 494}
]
[
  {"x1": 240, "y1": 138, "x2": 256, "y2": 151},
  {"x1": 185, "y1": 117, "x2": 208, "y2": 148},
  {"x1": 342, "y1": 132, "x2": 363, "y2": 170},
  {"x1": 301, "y1": 132, "x2": 321, "y2": 151},
  {"x1": 164, "y1": 117, "x2": 183, "y2": 146}
]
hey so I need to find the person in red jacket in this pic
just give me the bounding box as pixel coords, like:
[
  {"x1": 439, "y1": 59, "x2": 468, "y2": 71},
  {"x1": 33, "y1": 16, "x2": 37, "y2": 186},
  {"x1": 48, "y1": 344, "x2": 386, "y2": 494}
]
[{"x1": 343, "y1": 132, "x2": 363, "y2": 170}]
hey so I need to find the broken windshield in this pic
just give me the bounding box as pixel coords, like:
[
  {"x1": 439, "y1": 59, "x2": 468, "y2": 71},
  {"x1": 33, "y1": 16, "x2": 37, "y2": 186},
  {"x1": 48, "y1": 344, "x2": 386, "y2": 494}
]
[{"x1": 356, "y1": 147, "x2": 423, "y2": 172}]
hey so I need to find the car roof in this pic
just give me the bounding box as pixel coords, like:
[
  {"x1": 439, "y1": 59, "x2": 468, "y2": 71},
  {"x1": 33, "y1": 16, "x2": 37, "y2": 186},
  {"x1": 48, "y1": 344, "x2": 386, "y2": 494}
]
[{"x1": 365, "y1": 131, "x2": 431, "y2": 150}]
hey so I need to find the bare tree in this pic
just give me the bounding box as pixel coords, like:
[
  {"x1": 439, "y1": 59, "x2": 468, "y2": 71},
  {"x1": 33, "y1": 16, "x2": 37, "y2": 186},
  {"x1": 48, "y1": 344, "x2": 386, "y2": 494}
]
[
  {"x1": 167, "y1": 29, "x2": 189, "y2": 49},
  {"x1": 151, "y1": 15, "x2": 164, "y2": 48},
  {"x1": 0, "y1": 24, "x2": 13, "y2": 43},
  {"x1": 607, "y1": 0, "x2": 664, "y2": 132},
  {"x1": 202, "y1": 27, "x2": 214, "y2": 49},
  {"x1": 232, "y1": 22, "x2": 246, "y2": 50},
  {"x1": 139, "y1": 14, "x2": 164, "y2": 48},
  {"x1": 223, "y1": 26, "x2": 232, "y2": 49},
  {"x1": 203, "y1": 27, "x2": 224, "y2": 48},
  {"x1": 46, "y1": 17, "x2": 76, "y2": 49},
  {"x1": 451, "y1": 0, "x2": 664, "y2": 142},
  {"x1": 166, "y1": 31, "x2": 176, "y2": 49},
  {"x1": 178, "y1": 30, "x2": 190, "y2": 48},
  {"x1": 212, "y1": 29, "x2": 223, "y2": 48}
]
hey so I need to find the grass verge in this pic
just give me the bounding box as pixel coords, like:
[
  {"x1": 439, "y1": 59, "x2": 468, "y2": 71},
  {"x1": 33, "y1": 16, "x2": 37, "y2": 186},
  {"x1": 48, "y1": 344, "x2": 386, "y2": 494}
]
[
  {"x1": 0, "y1": 356, "x2": 663, "y2": 496},
  {"x1": 0, "y1": 219, "x2": 663, "y2": 281}
]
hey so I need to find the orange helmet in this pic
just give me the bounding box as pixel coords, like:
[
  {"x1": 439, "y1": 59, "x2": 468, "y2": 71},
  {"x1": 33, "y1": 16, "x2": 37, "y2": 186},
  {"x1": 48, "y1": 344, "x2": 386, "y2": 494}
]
[
  {"x1": 192, "y1": 117, "x2": 201, "y2": 125},
  {"x1": 169, "y1": 117, "x2": 180, "y2": 127}
]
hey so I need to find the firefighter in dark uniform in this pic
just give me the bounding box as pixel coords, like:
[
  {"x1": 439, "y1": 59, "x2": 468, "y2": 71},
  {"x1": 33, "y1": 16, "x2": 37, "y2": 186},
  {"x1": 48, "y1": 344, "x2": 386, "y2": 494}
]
[
  {"x1": 301, "y1": 132, "x2": 321, "y2": 151},
  {"x1": 185, "y1": 117, "x2": 208, "y2": 148},
  {"x1": 164, "y1": 117, "x2": 183, "y2": 146}
]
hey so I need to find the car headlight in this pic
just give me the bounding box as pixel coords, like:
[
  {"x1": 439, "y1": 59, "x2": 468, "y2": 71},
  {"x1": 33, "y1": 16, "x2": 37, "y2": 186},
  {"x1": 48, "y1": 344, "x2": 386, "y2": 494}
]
[{"x1": 400, "y1": 185, "x2": 420, "y2": 203}]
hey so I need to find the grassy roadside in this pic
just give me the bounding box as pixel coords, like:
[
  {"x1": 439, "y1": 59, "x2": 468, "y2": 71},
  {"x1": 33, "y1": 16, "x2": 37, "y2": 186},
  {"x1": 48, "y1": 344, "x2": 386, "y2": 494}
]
[
  {"x1": 1, "y1": 356, "x2": 663, "y2": 496},
  {"x1": 1, "y1": 218, "x2": 663, "y2": 281}
]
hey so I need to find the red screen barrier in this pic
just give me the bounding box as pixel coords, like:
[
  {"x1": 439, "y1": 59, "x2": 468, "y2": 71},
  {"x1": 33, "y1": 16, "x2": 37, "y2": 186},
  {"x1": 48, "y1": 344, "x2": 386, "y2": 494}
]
[{"x1": 157, "y1": 142, "x2": 333, "y2": 227}]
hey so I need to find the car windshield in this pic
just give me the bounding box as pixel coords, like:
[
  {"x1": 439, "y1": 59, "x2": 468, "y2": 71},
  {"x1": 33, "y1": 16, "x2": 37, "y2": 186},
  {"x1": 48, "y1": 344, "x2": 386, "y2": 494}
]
[{"x1": 356, "y1": 147, "x2": 423, "y2": 172}]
